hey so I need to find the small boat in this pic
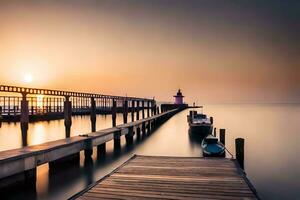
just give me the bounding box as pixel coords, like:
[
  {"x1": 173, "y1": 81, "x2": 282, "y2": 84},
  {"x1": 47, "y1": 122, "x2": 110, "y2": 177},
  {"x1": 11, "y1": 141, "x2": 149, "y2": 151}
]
[
  {"x1": 201, "y1": 135, "x2": 225, "y2": 157},
  {"x1": 188, "y1": 110, "x2": 213, "y2": 135}
]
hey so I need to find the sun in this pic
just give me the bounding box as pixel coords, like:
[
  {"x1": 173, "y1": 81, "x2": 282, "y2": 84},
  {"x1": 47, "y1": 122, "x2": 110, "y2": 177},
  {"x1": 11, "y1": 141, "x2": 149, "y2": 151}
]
[{"x1": 23, "y1": 73, "x2": 33, "y2": 83}]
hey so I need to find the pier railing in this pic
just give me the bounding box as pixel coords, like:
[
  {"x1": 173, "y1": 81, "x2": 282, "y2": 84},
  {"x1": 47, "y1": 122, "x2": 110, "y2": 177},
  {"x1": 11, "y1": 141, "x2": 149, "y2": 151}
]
[{"x1": 0, "y1": 85, "x2": 157, "y2": 134}]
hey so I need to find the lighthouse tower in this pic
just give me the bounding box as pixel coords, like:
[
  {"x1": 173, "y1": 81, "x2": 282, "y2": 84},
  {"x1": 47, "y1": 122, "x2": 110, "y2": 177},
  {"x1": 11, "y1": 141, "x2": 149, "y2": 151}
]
[{"x1": 174, "y1": 89, "x2": 184, "y2": 105}]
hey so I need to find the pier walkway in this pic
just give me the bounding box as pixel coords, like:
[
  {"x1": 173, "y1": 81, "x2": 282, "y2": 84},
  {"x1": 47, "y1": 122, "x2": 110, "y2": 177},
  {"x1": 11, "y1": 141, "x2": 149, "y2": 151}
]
[{"x1": 72, "y1": 155, "x2": 258, "y2": 200}]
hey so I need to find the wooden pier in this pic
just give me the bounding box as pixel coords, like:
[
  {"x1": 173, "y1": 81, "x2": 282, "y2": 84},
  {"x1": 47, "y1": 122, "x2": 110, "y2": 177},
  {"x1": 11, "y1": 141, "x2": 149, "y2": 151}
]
[
  {"x1": 72, "y1": 155, "x2": 258, "y2": 200},
  {"x1": 0, "y1": 108, "x2": 184, "y2": 188}
]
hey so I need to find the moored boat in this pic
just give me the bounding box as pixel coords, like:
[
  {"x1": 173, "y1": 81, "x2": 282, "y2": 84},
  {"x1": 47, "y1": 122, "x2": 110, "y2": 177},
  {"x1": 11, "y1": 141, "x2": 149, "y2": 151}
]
[
  {"x1": 201, "y1": 134, "x2": 225, "y2": 157},
  {"x1": 187, "y1": 110, "x2": 213, "y2": 136}
]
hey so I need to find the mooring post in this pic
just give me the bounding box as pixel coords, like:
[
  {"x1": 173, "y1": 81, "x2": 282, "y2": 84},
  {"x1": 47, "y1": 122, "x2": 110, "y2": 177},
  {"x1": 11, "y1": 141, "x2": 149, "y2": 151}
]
[
  {"x1": 220, "y1": 129, "x2": 226, "y2": 145},
  {"x1": 136, "y1": 100, "x2": 140, "y2": 120},
  {"x1": 235, "y1": 138, "x2": 245, "y2": 170},
  {"x1": 142, "y1": 101, "x2": 145, "y2": 119},
  {"x1": 20, "y1": 93, "x2": 29, "y2": 135},
  {"x1": 210, "y1": 117, "x2": 214, "y2": 125},
  {"x1": 90, "y1": 97, "x2": 96, "y2": 132},
  {"x1": 64, "y1": 96, "x2": 72, "y2": 137},
  {"x1": 123, "y1": 99, "x2": 128, "y2": 124},
  {"x1": 213, "y1": 127, "x2": 216, "y2": 137},
  {"x1": 112, "y1": 99, "x2": 117, "y2": 127},
  {"x1": 147, "y1": 101, "x2": 150, "y2": 118},
  {"x1": 131, "y1": 100, "x2": 135, "y2": 122}
]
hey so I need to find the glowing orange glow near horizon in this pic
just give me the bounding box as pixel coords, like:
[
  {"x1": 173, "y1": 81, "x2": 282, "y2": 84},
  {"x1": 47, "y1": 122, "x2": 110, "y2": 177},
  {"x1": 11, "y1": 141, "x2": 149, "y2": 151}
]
[{"x1": 0, "y1": 1, "x2": 299, "y2": 103}]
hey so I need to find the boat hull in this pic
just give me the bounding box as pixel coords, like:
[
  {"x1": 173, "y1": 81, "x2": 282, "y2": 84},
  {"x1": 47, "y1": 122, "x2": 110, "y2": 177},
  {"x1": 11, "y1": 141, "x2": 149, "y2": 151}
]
[{"x1": 189, "y1": 123, "x2": 212, "y2": 136}]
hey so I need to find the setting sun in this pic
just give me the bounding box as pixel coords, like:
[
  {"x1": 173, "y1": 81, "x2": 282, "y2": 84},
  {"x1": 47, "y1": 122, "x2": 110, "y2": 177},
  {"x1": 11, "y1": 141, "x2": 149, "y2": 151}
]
[{"x1": 23, "y1": 73, "x2": 33, "y2": 83}]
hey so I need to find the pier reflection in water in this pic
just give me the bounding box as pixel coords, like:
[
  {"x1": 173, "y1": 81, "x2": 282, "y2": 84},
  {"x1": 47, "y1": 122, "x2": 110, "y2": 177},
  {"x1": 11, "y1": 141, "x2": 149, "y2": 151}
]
[{"x1": 0, "y1": 105, "x2": 300, "y2": 200}]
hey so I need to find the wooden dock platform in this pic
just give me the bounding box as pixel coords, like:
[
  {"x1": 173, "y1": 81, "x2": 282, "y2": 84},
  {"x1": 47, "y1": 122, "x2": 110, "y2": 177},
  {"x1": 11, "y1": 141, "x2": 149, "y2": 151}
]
[{"x1": 72, "y1": 155, "x2": 258, "y2": 200}]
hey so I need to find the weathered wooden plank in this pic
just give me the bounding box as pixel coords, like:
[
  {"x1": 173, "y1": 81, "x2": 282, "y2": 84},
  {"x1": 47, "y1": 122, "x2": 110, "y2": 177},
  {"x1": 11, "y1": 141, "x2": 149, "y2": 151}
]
[{"x1": 72, "y1": 155, "x2": 258, "y2": 200}]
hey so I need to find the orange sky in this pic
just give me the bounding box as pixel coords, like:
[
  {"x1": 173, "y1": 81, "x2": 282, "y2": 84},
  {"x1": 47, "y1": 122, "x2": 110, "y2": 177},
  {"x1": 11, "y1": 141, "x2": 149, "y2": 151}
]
[{"x1": 0, "y1": 1, "x2": 299, "y2": 103}]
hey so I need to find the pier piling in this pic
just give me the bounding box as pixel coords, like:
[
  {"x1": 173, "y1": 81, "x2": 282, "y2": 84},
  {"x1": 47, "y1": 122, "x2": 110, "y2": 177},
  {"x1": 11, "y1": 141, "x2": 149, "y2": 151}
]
[
  {"x1": 0, "y1": 106, "x2": 2, "y2": 127},
  {"x1": 20, "y1": 93, "x2": 29, "y2": 135},
  {"x1": 147, "y1": 101, "x2": 150, "y2": 117},
  {"x1": 84, "y1": 138, "x2": 93, "y2": 158},
  {"x1": 125, "y1": 127, "x2": 134, "y2": 145},
  {"x1": 136, "y1": 101, "x2": 140, "y2": 120},
  {"x1": 64, "y1": 96, "x2": 72, "y2": 137},
  {"x1": 220, "y1": 129, "x2": 226, "y2": 145},
  {"x1": 235, "y1": 138, "x2": 245, "y2": 170},
  {"x1": 123, "y1": 100, "x2": 128, "y2": 124},
  {"x1": 142, "y1": 122, "x2": 146, "y2": 135},
  {"x1": 114, "y1": 130, "x2": 121, "y2": 149},
  {"x1": 97, "y1": 143, "x2": 106, "y2": 157},
  {"x1": 112, "y1": 99, "x2": 117, "y2": 127},
  {"x1": 142, "y1": 101, "x2": 145, "y2": 119},
  {"x1": 90, "y1": 97, "x2": 96, "y2": 132},
  {"x1": 131, "y1": 100, "x2": 135, "y2": 122}
]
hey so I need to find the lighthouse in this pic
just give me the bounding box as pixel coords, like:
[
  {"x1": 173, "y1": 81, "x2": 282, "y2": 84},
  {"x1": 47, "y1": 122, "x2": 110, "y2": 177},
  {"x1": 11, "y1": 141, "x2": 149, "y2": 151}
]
[{"x1": 174, "y1": 89, "x2": 184, "y2": 105}]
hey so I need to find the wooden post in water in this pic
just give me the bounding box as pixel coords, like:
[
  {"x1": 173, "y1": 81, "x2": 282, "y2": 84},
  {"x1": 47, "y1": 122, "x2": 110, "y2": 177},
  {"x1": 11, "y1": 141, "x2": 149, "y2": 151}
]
[
  {"x1": 136, "y1": 101, "x2": 140, "y2": 120},
  {"x1": 97, "y1": 143, "x2": 106, "y2": 157},
  {"x1": 151, "y1": 102, "x2": 155, "y2": 116},
  {"x1": 136, "y1": 126, "x2": 141, "y2": 139},
  {"x1": 90, "y1": 97, "x2": 96, "y2": 132},
  {"x1": 84, "y1": 138, "x2": 93, "y2": 158},
  {"x1": 123, "y1": 100, "x2": 128, "y2": 124},
  {"x1": 213, "y1": 128, "x2": 216, "y2": 137},
  {"x1": 210, "y1": 117, "x2": 214, "y2": 125},
  {"x1": 64, "y1": 96, "x2": 72, "y2": 137},
  {"x1": 112, "y1": 99, "x2": 117, "y2": 127},
  {"x1": 235, "y1": 138, "x2": 245, "y2": 170},
  {"x1": 142, "y1": 122, "x2": 146, "y2": 135},
  {"x1": 20, "y1": 93, "x2": 29, "y2": 136},
  {"x1": 125, "y1": 126, "x2": 134, "y2": 145},
  {"x1": 219, "y1": 129, "x2": 226, "y2": 146},
  {"x1": 114, "y1": 130, "x2": 121, "y2": 149},
  {"x1": 131, "y1": 100, "x2": 135, "y2": 122}
]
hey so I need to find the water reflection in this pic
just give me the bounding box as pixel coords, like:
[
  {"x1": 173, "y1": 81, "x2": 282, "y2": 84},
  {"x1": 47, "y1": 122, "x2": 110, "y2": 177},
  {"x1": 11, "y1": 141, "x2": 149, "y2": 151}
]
[{"x1": 0, "y1": 105, "x2": 300, "y2": 200}]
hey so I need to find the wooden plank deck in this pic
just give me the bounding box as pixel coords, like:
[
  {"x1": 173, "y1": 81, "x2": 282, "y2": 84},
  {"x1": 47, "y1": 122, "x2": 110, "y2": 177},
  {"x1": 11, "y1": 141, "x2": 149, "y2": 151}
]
[{"x1": 73, "y1": 155, "x2": 258, "y2": 200}]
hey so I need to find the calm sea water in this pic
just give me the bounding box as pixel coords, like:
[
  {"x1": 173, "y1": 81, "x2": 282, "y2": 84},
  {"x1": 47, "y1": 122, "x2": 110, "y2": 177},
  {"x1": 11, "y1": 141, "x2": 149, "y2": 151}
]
[{"x1": 0, "y1": 104, "x2": 299, "y2": 200}]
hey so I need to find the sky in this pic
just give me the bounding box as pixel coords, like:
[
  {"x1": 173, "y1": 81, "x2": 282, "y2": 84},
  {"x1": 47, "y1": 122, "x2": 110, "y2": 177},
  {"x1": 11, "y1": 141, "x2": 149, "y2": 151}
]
[{"x1": 0, "y1": 0, "x2": 299, "y2": 104}]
